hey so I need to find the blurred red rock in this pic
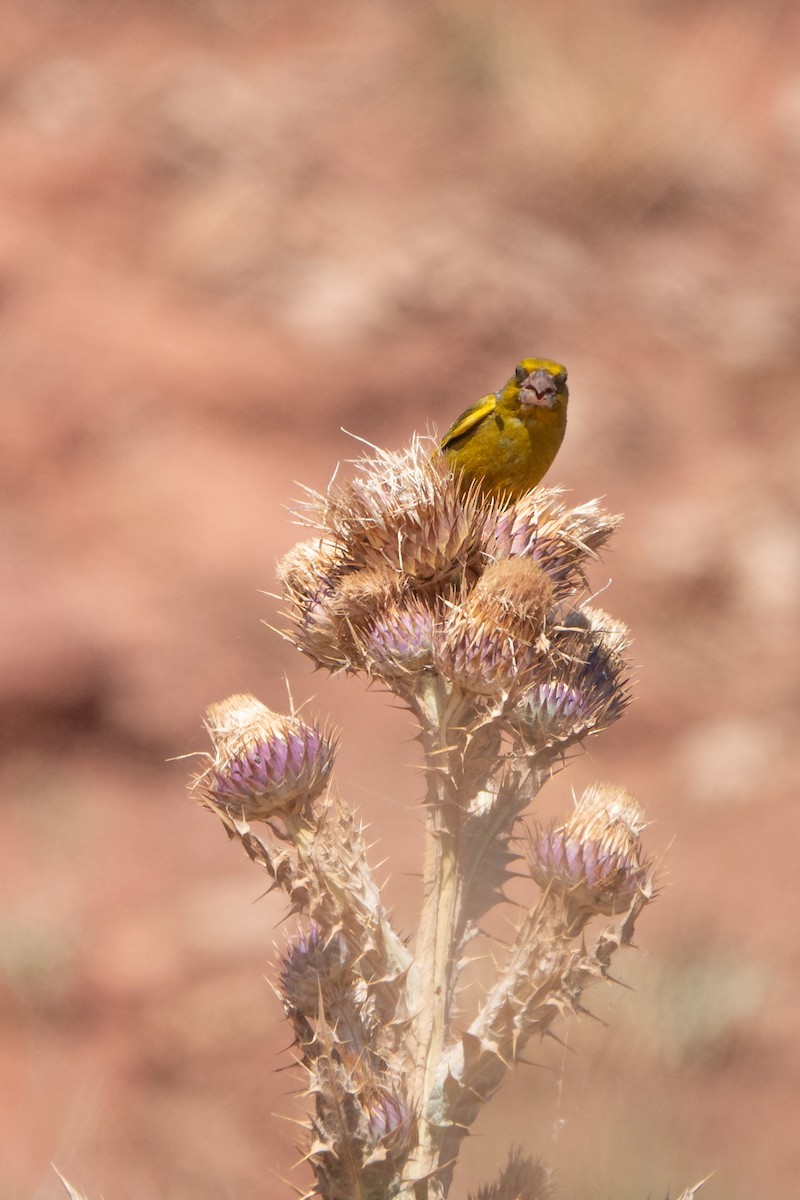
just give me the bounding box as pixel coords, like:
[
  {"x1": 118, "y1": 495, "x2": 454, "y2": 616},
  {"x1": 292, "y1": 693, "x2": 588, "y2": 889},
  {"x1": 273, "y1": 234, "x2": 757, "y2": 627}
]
[{"x1": 2, "y1": 3, "x2": 799, "y2": 1199}]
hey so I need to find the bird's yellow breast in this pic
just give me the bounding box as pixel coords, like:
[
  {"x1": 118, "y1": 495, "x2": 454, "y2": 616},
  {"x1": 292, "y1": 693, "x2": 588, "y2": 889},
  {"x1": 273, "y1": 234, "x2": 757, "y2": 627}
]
[{"x1": 441, "y1": 358, "x2": 568, "y2": 502}]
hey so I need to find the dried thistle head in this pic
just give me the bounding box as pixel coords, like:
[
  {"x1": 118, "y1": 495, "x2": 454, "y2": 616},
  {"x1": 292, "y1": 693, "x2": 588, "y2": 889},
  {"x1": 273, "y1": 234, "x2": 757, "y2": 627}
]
[
  {"x1": 467, "y1": 558, "x2": 554, "y2": 639},
  {"x1": 308, "y1": 1055, "x2": 416, "y2": 1198},
  {"x1": 278, "y1": 536, "x2": 346, "y2": 606},
  {"x1": 357, "y1": 594, "x2": 437, "y2": 681},
  {"x1": 510, "y1": 605, "x2": 630, "y2": 748},
  {"x1": 530, "y1": 781, "x2": 650, "y2": 917},
  {"x1": 435, "y1": 558, "x2": 554, "y2": 695},
  {"x1": 302, "y1": 436, "x2": 490, "y2": 591},
  {"x1": 195, "y1": 693, "x2": 336, "y2": 825},
  {"x1": 328, "y1": 564, "x2": 405, "y2": 634},
  {"x1": 470, "y1": 1149, "x2": 552, "y2": 1200},
  {"x1": 280, "y1": 440, "x2": 625, "y2": 713},
  {"x1": 483, "y1": 489, "x2": 621, "y2": 601},
  {"x1": 278, "y1": 538, "x2": 349, "y2": 670},
  {"x1": 280, "y1": 558, "x2": 405, "y2": 673},
  {"x1": 278, "y1": 924, "x2": 352, "y2": 1017}
]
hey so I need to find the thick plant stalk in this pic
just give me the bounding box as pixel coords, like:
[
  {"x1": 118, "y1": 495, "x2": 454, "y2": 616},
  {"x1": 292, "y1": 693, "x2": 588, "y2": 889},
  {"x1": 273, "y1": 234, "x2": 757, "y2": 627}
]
[
  {"x1": 183, "y1": 436, "x2": 699, "y2": 1200},
  {"x1": 405, "y1": 682, "x2": 470, "y2": 1196}
]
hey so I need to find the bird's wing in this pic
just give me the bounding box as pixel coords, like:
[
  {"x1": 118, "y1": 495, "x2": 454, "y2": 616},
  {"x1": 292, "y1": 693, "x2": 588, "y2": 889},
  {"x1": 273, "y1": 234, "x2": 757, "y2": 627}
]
[{"x1": 440, "y1": 394, "x2": 498, "y2": 449}]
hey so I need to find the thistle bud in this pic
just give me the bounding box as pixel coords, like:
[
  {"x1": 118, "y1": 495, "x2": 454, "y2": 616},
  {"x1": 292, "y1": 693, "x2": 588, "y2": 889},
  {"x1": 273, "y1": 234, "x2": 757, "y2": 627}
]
[
  {"x1": 358, "y1": 596, "x2": 435, "y2": 679},
  {"x1": 364, "y1": 1085, "x2": 415, "y2": 1156},
  {"x1": 483, "y1": 490, "x2": 620, "y2": 600},
  {"x1": 197, "y1": 693, "x2": 336, "y2": 823},
  {"x1": 436, "y1": 607, "x2": 522, "y2": 695},
  {"x1": 511, "y1": 606, "x2": 629, "y2": 746},
  {"x1": 279, "y1": 537, "x2": 354, "y2": 669},
  {"x1": 327, "y1": 565, "x2": 404, "y2": 632},
  {"x1": 277, "y1": 539, "x2": 336, "y2": 670},
  {"x1": 471, "y1": 1149, "x2": 552, "y2": 1200},
  {"x1": 278, "y1": 924, "x2": 351, "y2": 1016},
  {"x1": 283, "y1": 564, "x2": 404, "y2": 673},
  {"x1": 292, "y1": 587, "x2": 352, "y2": 670},
  {"x1": 514, "y1": 679, "x2": 593, "y2": 738},
  {"x1": 469, "y1": 559, "x2": 554, "y2": 638},
  {"x1": 314, "y1": 437, "x2": 488, "y2": 591},
  {"x1": 278, "y1": 536, "x2": 344, "y2": 607},
  {"x1": 559, "y1": 605, "x2": 629, "y2": 656},
  {"x1": 436, "y1": 559, "x2": 552, "y2": 695},
  {"x1": 530, "y1": 782, "x2": 649, "y2": 917}
]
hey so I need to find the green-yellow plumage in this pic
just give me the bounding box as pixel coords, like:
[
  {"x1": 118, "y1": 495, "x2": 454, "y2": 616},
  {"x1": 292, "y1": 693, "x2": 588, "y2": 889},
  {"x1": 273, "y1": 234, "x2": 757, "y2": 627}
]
[{"x1": 441, "y1": 357, "x2": 568, "y2": 502}]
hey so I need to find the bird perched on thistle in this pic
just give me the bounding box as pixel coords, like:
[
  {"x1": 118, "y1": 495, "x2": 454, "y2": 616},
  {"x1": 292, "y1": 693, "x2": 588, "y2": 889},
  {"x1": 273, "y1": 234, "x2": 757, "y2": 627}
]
[{"x1": 441, "y1": 357, "x2": 568, "y2": 502}]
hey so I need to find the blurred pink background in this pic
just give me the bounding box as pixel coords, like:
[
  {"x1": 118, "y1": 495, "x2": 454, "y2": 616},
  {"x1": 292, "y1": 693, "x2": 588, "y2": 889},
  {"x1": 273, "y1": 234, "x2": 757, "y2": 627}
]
[{"x1": 2, "y1": 2, "x2": 799, "y2": 1197}]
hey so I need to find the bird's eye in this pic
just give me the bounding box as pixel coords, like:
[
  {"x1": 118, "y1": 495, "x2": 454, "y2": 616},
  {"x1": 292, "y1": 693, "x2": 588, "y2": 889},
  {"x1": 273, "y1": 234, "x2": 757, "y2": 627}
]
[
  {"x1": 514, "y1": 364, "x2": 528, "y2": 383},
  {"x1": 552, "y1": 371, "x2": 567, "y2": 388}
]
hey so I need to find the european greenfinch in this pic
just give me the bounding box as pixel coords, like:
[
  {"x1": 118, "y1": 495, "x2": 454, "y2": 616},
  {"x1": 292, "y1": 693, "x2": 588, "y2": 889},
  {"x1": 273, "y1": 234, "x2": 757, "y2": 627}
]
[{"x1": 441, "y1": 357, "x2": 568, "y2": 502}]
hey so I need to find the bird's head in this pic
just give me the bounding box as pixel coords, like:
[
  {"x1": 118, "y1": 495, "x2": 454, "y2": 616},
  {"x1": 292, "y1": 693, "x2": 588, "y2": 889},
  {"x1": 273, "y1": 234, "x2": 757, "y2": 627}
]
[{"x1": 503, "y1": 358, "x2": 568, "y2": 412}]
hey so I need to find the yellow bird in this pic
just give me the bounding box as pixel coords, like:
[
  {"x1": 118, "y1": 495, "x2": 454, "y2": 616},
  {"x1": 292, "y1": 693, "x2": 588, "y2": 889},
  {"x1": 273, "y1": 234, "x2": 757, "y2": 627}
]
[{"x1": 441, "y1": 357, "x2": 568, "y2": 502}]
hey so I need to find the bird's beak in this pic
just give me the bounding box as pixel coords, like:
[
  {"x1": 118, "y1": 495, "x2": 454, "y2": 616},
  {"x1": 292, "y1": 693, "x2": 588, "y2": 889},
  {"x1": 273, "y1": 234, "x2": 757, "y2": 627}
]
[{"x1": 518, "y1": 369, "x2": 559, "y2": 409}]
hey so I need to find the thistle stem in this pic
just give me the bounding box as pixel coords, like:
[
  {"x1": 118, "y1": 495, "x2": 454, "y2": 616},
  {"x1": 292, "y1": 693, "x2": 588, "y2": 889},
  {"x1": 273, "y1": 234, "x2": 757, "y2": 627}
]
[{"x1": 402, "y1": 679, "x2": 467, "y2": 1198}]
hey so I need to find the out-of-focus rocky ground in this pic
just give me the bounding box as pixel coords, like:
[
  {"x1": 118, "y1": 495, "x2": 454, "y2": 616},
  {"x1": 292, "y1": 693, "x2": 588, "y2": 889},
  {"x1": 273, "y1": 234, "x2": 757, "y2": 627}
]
[{"x1": 2, "y1": 2, "x2": 799, "y2": 1197}]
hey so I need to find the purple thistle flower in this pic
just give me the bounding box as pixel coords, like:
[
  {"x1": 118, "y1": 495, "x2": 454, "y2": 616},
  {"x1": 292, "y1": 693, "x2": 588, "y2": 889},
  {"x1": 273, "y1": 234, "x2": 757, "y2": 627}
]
[
  {"x1": 199, "y1": 694, "x2": 337, "y2": 822},
  {"x1": 530, "y1": 783, "x2": 650, "y2": 916},
  {"x1": 363, "y1": 598, "x2": 435, "y2": 678},
  {"x1": 483, "y1": 490, "x2": 621, "y2": 602},
  {"x1": 365, "y1": 1087, "x2": 415, "y2": 1154},
  {"x1": 511, "y1": 607, "x2": 629, "y2": 747},
  {"x1": 279, "y1": 924, "x2": 351, "y2": 1015}
]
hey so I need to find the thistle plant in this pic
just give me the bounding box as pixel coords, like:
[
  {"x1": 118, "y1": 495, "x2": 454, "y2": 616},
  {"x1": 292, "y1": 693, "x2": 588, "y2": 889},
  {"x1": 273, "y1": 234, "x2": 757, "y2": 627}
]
[{"x1": 190, "y1": 436, "x2": 697, "y2": 1200}]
